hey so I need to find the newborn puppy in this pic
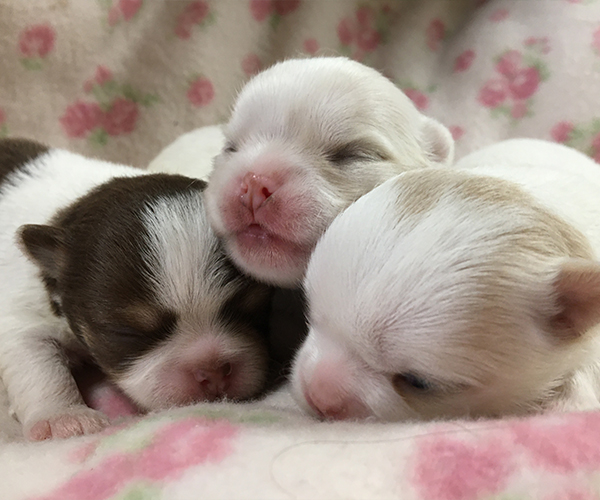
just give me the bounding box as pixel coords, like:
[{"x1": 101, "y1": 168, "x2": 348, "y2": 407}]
[
  {"x1": 205, "y1": 57, "x2": 454, "y2": 286},
  {"x1": 291, "y1": 139, "x2": 600, "y2": 421},
  {"x1": 0, "y1": 139, "x2": 272, "y2": 440}
]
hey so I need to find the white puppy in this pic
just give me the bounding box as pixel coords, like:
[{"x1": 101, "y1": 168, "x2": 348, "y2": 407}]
[
  {"x1": 0, "y1": 139, "x2": 272, "y2": 440},
  {"x1": 204, "y1": 57, "x2": 454, "y2": 286},
  {"x1": 291, "y1": 139, "x2": 600, "y2": 421},
  {"x1": 148, "y1": 125, "x2": 225, "y2": 180}
]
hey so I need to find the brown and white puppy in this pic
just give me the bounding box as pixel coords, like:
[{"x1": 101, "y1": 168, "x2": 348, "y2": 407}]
[
  {"x1": 204, "y1": 57, "x2": 454, "y2": 287},
  {"x1": 291, "y1": 139, "x2": 600, "y2": 421},
  {"x1": 0, "y1": 139, "x2": 272, "y2": 441}
]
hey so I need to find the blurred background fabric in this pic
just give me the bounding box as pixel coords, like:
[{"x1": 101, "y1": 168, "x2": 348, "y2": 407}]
[{"x1": 1, "y1": 0, "x2": 600, "y2": 168}]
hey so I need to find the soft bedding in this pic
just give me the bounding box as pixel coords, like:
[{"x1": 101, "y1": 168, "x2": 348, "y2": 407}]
[{"x1": 3, "y1": 1, "x2": 600, "y2": 499}]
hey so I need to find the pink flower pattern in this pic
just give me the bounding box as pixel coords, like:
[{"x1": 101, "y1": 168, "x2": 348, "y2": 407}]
[
  {"x1": 241, "y1": 53, "x2": 263, "y2": 76},
  {"x1": 550, "y1": 117, "x2": 600, "y2": 162},
  {"x1": 478, "y1": 41, "x2": 550, "y2": 123},
  {"x1": 593, "y1": 26, "x2": 600, "y2": 55},
  {"x1": 413, "y1": 435, "x2": 514, "y2": 500},
  {"x1": 337, "y1": 5, "x2": 388, "y2": 61},
  {"x1": 250, "y1": 0, "x2": 300, "y2": 25},
  {"x1": 303, "y1": 37, "x2": 319, "y2": 55},
  {"x1": 426, "y1": 19, "x2": 446, "y2": 52},
  {"x1": 105, "y1": 0, "x2": 144, "y2": 27},
  {"x1": 404, "y1": 87, "x2": 430, "y2": 111},
  {"x1": 513, "y1": 412, "x2": 600, "y2": 473},
  {"x1": 18, "y1": 24, "x2": 55, "y2": 70},
  {"x1": 489, "y1": 8, "x2": 509, "y2": 22},
  {"x1": 449, "y1": 125, "x2": 465, "y2": 140},
  {"x1": 60, "y1": 66, "x2": 158, "y2": 144},
  {"x1": 34, "y1": 418, "x2": 238, "y2": 500},
  {"x1": 175, "y1": 1, "x2": 213, "y2": 39},
  {"x1": 187, "y1": 76, "x2": 215, "y2": 107},
  {"x1": 454, "y1": 49, "x2": 475, "y2": 72}
]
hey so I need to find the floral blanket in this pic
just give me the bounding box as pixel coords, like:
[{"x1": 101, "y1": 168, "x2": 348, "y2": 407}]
[
  {"x1": 4, "y1": 381, "x2": 600, "y2": 500},
  {"x1": 3, "y1": 0, "x2": 600, "y2": 499}
]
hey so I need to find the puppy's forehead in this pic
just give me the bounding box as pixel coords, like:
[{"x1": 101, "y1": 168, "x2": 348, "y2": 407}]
[
  {"x1": 141, "y1": 188, "x2": 241, "y2": 318},
  {"x1": 229, "y1": 58, "x2": 415, "y2": 145}
]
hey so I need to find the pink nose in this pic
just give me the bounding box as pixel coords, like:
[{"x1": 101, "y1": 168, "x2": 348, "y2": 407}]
[
  {"x1": 303, "y1": 385, "x2": 367, "y2": 421},
  {"x1": 193, "y1": 362, "x2": 232, "y2": 401},
  {"x1": 239, "y1": 172, "x2": 280, "y2": 213}
]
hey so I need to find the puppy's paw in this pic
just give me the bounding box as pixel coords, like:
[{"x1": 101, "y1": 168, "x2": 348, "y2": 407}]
[{"x1": 25, "y1": 407, "x2": 110, "y2": 441}]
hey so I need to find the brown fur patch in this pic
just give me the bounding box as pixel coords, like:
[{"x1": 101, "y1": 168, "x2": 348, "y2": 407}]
[{"x1": 0, "y1": 138, "x2": 49, "y2": 188}]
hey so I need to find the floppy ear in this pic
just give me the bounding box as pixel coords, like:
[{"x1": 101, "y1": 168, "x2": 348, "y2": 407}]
[
  {"x1": 549, "y1": 259, "x2": 600, "y2": 341},
  {"x1": 419, "y1": 117, "x2": 455, "y2": 166},
  {"x1": 17, "y1": 224, "x2": 67, "y2": 280}
]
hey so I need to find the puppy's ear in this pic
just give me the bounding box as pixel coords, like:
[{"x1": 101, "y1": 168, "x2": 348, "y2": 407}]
[
  {"x1": 549, "y1": 259, "x2": 600, "y2": 341},
  {"x1": 17, "y1": 224, "x2": 67, "y2": 280},
  {"x1": 419, "y1": 117, "x2": 455, "y2": 166}
]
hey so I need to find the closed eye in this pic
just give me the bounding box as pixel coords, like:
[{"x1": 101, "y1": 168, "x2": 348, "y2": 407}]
[
  {"x1": 392, "y1": 372, "x2": 435, "y2": 393},
  {"x1": 223, "y1": 142, "x2": 238, "y2": 154},
  {"x1": 325, "y1": 141, "x2": 388, "y2": 166}
]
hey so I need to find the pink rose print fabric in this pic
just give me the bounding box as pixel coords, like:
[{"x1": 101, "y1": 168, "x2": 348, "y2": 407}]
[
  {"x1": 102, "y1": 0, "x2": 144, "y2": 28},
  {"x1": 337, "y1": 5, "x2": 395, "y2": 61},
  {"x1": 187, "y1": 75, "x2": 215, "y2": 107},
  {"x1": 551, "y1": 118, "x2": 600, "y2": 162},
  {"x1": 454, "y1": 49, "x2": 476, "y2": 73},
  {"x1": 18, "y1": 24, "x2": 55, "y2": 70},
  {"x1": 250, "y1": 0, "x2": 300, "y2": 23},
  {"x1": 412, "y1": 435, "x2": 514, "y2": 500},
  {"x1": 35, "y1": 418, "x2": 238, "y2": 500},
  {"x1": 478, "y1": 40, "x2": 550, "y2": 123},
  {"x1": 175, "y1": 1, "x2": 214, "y2": 40},
  {"x1": 426, "y1": 18, "x2": 446, "y2": 51},
  {"x1": 241, "y1": 53, "x2": 263, "y2": 76},
  {"x1": 60, "y1": 65, "x2": 158, "y2": 145}
]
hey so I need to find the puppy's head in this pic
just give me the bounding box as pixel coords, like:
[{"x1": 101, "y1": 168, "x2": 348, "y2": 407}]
[
  {"x1": 205, "y1": 57, "x2": 454, "y2": 286},
  {"x1": 291, "y1": 170, "x2": 600, "y2": 421},
  {"x1": 19, "y1": 174, "x2": 273, "y2": 410}
]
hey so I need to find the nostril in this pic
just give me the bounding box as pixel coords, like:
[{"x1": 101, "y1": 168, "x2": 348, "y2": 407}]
[
  {"x1": 239, "y1": 172, "x2": 281, "y2": 213},
  {"x1": 193, "y1": 364, "x2": 232, "y2": 401},
  {"x1": 260, "y1": 186, "x2": 272, "y2": 200},
  {"x1": 222, "y1": 362, "x2": 233, "y2": 378}
]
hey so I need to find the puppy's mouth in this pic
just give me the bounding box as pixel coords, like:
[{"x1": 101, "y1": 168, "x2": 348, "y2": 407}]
[
  {"x1": 236, "y1": 224, "x2": 309, "y2": 253},
  {"x1": 233, "y1": 224, "x2": 314, "y2": 269}
]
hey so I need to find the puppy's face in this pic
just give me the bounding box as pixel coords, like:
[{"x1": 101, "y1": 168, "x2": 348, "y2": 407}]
[
  {"x1": 20, "y1": 175, "x2": 273, "y2": 411},
  {"x1": 291, "y1": 171, "x2": 600, "y2": 421},
  {"x1": 205, "y1": 57, "x2": 454, "y2": 286}
]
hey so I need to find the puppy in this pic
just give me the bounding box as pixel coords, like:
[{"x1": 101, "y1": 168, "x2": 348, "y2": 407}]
[
  {"x1": 204, "y1": 57, "x2": 455, "y2": 287},
  {"x1": 291, "y1": 139, "x2": 600, "y2": 421},
  {"x1": 0, "y1": 139, "x2": 272, "y2": 440}
]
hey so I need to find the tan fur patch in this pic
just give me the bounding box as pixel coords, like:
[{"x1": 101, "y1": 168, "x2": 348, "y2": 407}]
[{"x1": 392, "y1": 169, "x2": 592, "y2": 260}]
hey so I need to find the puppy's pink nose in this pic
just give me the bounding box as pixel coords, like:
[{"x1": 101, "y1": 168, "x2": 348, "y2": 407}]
[
  {"x1": 304, "y1": 383, "x2": 368, "y2": 421},
  {"x1": 193, "y1": 362, "x2": 232, "y2": 401},
  {"x1": 240, "y1": 172, "x2": 280, "y2": 213}
]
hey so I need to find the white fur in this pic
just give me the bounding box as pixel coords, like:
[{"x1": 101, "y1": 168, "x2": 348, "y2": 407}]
[
  {"x1": 0, "y1": 150, "x2": 143, "y2": 438},
  {"x1": 203, "y1": 57, "x2": 454, "y2": 286},
  {"x1": 147, "y1": 125, "x2": 225, "y2": 180},
  {"x1": 291, "y1": 139, "x2": 600, "y2": 421}
]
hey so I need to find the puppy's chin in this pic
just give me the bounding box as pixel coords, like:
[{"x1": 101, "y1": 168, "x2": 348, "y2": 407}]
[{"x1": 226, "y1": 228, "x2": 311, "y2": 287}]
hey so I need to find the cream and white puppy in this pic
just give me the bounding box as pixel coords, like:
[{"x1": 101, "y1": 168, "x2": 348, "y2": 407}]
[
  {"x1": 204, "y1": 57, "x2": 454, "y2": 286},
  {"x1": 291, "y1": 139, "x2": 600, "y2": 421},
  {"x1": 0, "y1": 139, "x2": 272, "y2": 441}
]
